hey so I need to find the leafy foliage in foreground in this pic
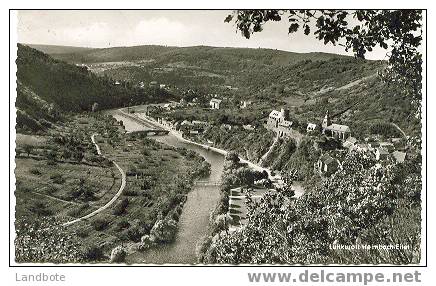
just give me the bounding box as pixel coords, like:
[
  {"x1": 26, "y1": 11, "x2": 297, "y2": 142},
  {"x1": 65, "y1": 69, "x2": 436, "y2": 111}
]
[
  {"x1": 201, "y1": 152, "x2": 421, "y2": 264},
  {"x1": 15, "y1": 217, "x2": 83, "y2": 263},
  {"x1": 226, "y1": 10, "x2": 422, "y2": 103}
]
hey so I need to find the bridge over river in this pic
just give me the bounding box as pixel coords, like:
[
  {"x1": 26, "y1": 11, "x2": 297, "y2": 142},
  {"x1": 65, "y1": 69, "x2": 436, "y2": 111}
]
[
  {"x1": 194, "y1": 180, "x2": 221, "y2": 186},
  {"x1": 113, "y1": 110, "x2": 169, "y2": 136}
]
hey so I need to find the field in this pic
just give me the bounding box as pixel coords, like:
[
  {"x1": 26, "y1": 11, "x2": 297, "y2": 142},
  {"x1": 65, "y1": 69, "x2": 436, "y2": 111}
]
[{"x1": 15, "y1": 113, "x2": 210, "y2": 263}]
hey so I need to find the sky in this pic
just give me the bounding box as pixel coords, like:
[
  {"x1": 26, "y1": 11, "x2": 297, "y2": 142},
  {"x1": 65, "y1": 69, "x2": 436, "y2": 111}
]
[{"x1": 17, "y1": 10, "x2": 389, "y2": 60}]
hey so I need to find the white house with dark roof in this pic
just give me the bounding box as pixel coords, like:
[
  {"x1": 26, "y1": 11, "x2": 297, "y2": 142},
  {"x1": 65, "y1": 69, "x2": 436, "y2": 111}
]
[
  {"x1": 266, "y1": 108, "x2": 294, "y2": 137},
  {"x1": 307, "y1": 123, "x2": 317, "y2": 133},
  {"x1": 210, "y1": 98, "x2": 222, "y2": 109}
]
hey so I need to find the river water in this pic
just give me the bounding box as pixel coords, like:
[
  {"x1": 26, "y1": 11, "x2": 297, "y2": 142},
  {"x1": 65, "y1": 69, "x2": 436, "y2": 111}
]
[
  {"x1": 110, "y1": 112, "x2": 225, "y2": 264},
  {"x1": 109, "y1": 110, "x2": 304, "y2": 264}
]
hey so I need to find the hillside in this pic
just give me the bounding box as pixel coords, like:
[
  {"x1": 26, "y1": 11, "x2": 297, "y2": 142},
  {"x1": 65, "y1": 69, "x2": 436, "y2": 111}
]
[
  {"x1": 27, "y1": 44, "x2": 420, "y2": 137},
  {"x1": 26, "y1": 44, "x2": 94, "y2": 55},
  {"x1": 16, "y1": 44, "x2": 171, "y2": 132},
  {"x1": 39, "y1": 44, "x2": 346, "y2": 65}
]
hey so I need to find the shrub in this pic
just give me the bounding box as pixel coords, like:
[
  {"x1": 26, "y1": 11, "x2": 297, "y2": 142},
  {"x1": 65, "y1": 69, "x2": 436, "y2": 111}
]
[
  {"x1": 76, "y1": 228, "x2": 90, "y2": 238},
  {"x1": 30, "y1": 168, "x2": 42, "y2": 176},
  {"x1": 123, "y1": 189, "x2": 138, "y2": 196},
  {"x1": 91, "y1": 218, "x2": 109, "y2": 231},
  {"x1": 50, "y1": 173, "x2": 65, "y2": 184},
  {"x1": 110, "y1": 245, "x2": 127, "y2": 263},
  {"x1": 67, "y1": 203, "x2": 89, "y2": 218},
  {"x1": 45, "y1": 185, "x2": 58, "y2": 195},
  {"x1": 82, "y1": 244, "x2": 104, "y2": 262},
  {"x1": 127, "y1": 225, "x2": 145, "y2": 242},
  {"x1": 112, "y1": 198, "x2": 129, "y2": 215},
  {"x1": 115, "y1": 220, "x2": 130, "y2": 231},
  {"x1": 29, "y1": 202, "x2": 52, "y2": 216},
  {"x1": 149, "y1": 218, "x2": 178, "y2": 243}
]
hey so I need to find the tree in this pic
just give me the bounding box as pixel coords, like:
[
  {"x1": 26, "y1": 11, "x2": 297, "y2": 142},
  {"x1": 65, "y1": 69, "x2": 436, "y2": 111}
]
[
  {"x1": 225, "y1": 151, "x2": 240, "y2": 165},
  {"x1": 91, "y1": 102, "x2": 99, "y2": 112},
  {"x1": 225, "y1": 10, "x2": 422, "y2": 104},
  {"x1": 74, "y1": 150, "x2": 84, "y2": 162},
  {"x1": 205, "y1": 152, "x2": 421, "y2": 264},
  {"x1": 22, "y1": 144, "x2": 33, "y2": 157}
]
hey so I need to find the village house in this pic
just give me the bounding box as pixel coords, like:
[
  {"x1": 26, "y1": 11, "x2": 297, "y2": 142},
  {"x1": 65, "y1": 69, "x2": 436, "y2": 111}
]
[
  {"x1": 240, "y1": 100, "x2": 252, "y2": 109},
  {"x1": 266, "y1": 108, "x2": 294, "y2": 137},
  {"x1": 379, "y1": 142, "x2": 395, "y2": 153},
  {"x1": 392, "y1": 151, "x2": 407, "y2": 163},
  {"x1": 192, "y1": 120, "x2": 208, "y2": 126},
  {"x1": 355, "y1": 143, "x2": 370, "y2": 153},
  {"x1": 210, "y1": 98, "x2": 222, "y2": 109},
  {"x1": 221, "y1": 124, "x2": 232, "y2": 131},
  {"x1": 375, "y1": 148, "x2": 390, "y2": 160},
  {"x1": 277, "y1": 120, "x2": 293, "y2": 137},
  {"x1": 367, "y1": 141, "x2": 380, "y2": 151},
  {"x1": 242, "y1": 124, "x2": 255, "y2": 131},
  {"x1": 343, "y1": 136, "x2": 358, "y2": 151},
  {"x1": 317, "y1": 154, "x2": 340, "y2": 176},
  {"x1": 180, "y1": 120, "x2": 192, "y2": 127},
  {"x1": 306, "y1": 123, "x2": 317, "y2": 133},
  {"x1": 321, "y1": 110, "x2": 351, "y2": 141}
]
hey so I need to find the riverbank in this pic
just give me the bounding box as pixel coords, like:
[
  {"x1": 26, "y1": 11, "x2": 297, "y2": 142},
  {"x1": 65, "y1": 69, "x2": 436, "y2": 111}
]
[
  {"x1": 110, "y1": 108, "x2": 305, "y2": 264},
  {"x1": 117, "y1": 109, "x2": 283, "y2": 186}
]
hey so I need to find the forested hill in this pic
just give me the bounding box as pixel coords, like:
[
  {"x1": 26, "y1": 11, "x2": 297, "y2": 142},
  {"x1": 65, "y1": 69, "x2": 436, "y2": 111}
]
[
  {"x1": 37, "y1": 44, "x2": 348, "y2": 66},
  {"x1": 16, "y1": 44, "x2": 152, "y2": 132}
]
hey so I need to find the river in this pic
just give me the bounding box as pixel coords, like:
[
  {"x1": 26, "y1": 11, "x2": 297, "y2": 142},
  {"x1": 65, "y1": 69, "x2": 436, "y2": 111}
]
[
  {"x1": 110, "y1": 111, "x2": 225, "y2": 264},
  {"x1": 109, "y1": 110, "x2": 304, "y2": 264}
]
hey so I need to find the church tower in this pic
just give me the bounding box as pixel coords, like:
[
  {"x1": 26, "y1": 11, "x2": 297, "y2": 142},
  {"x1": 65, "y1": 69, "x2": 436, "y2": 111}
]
[{"x1": 322, "y1": 110, "x2": 331, "y2": 128}]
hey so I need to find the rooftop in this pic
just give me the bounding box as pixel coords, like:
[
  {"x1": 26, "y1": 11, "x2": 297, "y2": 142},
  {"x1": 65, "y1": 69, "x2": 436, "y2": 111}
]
[
  {"x1": 392, "y1": 151, "x2": 407, "y2": 163},
  {"x1": 269, "y1": 110, "x2": 281, "y2": 118},
  {"x1": 326, "y1": 124, "x2": 351, "y2": 133},
  {"x1": 377, "y1": 148, "x2": 390, "y2": 155},
  {"x1": 346, "y1": 137, "x2": 358, "y2": 144},
  {"x1": 319, "y1": 154, "x2": 337, "y2": 165}
]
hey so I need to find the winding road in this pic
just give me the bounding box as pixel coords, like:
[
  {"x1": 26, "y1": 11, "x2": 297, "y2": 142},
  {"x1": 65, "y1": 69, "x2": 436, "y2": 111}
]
[{"x1": 60, "y1": 134, "x2": 126, "y2": 227}]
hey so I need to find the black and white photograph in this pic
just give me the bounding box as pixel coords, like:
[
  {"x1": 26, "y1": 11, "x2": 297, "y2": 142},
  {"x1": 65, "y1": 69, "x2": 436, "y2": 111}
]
[{"x1": 9, "y1": 8, "x2": 426, "y2": 269}]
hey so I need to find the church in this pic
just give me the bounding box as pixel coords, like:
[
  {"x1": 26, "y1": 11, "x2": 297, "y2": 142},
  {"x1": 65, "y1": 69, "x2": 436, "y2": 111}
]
[{"x1": 321, "y1": 110, "x2": 351, "y2": 141}]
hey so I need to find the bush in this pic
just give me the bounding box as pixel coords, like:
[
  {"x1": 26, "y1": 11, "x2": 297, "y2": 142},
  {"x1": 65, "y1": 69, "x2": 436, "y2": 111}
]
[
  {"x1": 115, "y1": 220, "x2": 130, "y2": 231},
  {"x1": 110, "y1": 245, "x2": 127, "y2": 263},
  {"x1": 76, "y1": 228, "x2": 90, "y2": 238},
  {"x1": 45, "y1": 185, "x2": 58, "y2": 195},
  {"x1": 29, "y1": 202, "x2": 52, "y2": 216},
  {"x1": 30, "y1": 168, "x2": 42, "y2": 175},
  {"x1": 112, "y1": 198, "x2": 129, "y2": 215},
  {"x1": 82, "y1": 244, "x2": 104, "y2": 262},
  {"x1": 91, "y1": 218, "x2": 109, "y2": 231},
  {"x1": 50, "y1": 173, "x2": 65, "y2": 184},
  {"x1": 138, "y1": 235, "x2": 152, "y2": 251},
  {"x1": 127, "y1": 224, "x2": 146, "y2": 242},
  {"x1": 149, "y1": 218, "x2": 178, "y2": 243},
  {"x1": 67, "y1": 203, "x2": 89, "y2": 218}
]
